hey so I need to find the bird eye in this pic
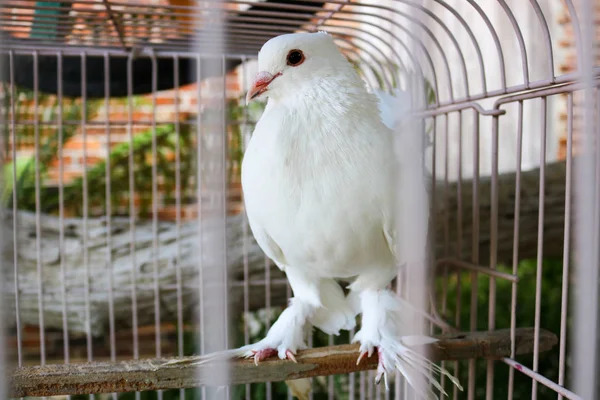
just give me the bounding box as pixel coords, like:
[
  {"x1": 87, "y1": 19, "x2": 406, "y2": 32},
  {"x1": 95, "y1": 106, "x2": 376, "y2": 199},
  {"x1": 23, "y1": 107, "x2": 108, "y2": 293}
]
[{"x1": 286, "y1": 49, "x2": 305, "y2": 66}]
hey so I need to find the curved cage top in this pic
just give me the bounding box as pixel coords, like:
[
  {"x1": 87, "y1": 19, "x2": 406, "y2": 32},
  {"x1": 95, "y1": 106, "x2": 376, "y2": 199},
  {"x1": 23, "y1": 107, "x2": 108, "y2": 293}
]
[{"x1": 0, "y1": 0, "x2": 589, "y2": 105}]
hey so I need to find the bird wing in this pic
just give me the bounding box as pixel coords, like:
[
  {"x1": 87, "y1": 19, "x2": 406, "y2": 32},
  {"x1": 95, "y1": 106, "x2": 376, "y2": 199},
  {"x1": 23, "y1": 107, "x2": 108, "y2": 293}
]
[
  {"x1": 374, "y1": 87, "x2": 412, "y2": 130},
  {"x1": 247, "y1": 215, "x2": 289, "y2": 270},
  {"x1": 375, "y1": 87, "x2": 430, "y2": 267}
]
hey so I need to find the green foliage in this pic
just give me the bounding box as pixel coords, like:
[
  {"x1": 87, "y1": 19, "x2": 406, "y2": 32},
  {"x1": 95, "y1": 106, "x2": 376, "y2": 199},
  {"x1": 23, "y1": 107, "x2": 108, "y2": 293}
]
[
  {"x1": 438, "y1": 258, "x2": 566, "y2": 399},
  {"x1": 2, "y1": 86, "x2": 244, "y2": 218},
  {"x1": 1, "y1": 85, "x2": 100, "y2": 211},
  {"x1": 52, "y1": 123, "x2": 193, "y2": 217},
  {"x1": 1, "y1": 155, "x2": 41, "y2": 205}
]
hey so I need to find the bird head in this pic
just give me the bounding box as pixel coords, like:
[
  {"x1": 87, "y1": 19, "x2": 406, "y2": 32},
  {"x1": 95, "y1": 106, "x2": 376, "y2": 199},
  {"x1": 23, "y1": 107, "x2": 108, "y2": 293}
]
[{"x1": 246, "y1": 32, "x2": 352, "y2": 104}]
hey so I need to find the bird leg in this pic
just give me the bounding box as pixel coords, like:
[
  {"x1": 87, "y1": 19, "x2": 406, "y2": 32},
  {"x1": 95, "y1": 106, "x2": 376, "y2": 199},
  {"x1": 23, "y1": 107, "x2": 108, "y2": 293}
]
[
  {"x1": 241, "y1": 298, "x2": 314, "y2": 365},
  {"x1": 352, "y1": 289, "x2": 463, "y2": 397}
]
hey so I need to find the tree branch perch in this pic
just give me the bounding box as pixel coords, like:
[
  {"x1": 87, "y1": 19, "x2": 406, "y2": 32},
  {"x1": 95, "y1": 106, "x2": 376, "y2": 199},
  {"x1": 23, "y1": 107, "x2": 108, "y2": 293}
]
[{"x1": 9, "y1": 328, "x2": 558, "y2": 397}]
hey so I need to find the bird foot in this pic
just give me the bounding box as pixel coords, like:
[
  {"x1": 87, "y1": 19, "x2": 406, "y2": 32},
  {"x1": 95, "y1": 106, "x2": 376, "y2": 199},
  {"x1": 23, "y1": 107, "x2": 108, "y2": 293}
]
[
  {"x1": 374, "y1": 347, "x2": 387, "y2": 387},
  {"x1": 355, "y1": 340, "x2": 376, "y2": 365},
  {"x1": 243, "y1": 347, "x2": 298, "y2": 366},
  {"x1": 356, "y1": 346, "x2": 388, "y2": 389},
  {"x1": 354, "y1": 336, "x2": 463, "y2": 396}
]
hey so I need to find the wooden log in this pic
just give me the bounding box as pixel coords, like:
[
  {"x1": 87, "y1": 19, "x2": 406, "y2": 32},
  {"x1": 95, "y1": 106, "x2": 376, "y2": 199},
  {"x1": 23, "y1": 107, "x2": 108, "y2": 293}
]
[
  {"x1": 1, "y1": 160, "x2": 569, "y2": 336},
  {"x1": 434, "y1": 159, "x2": 568, "y2": 266},
  {"x1": 8, "y1": 327, "x2": 558, "y2": 398},
  {"x1": 1, "y1": 210, "x2": 283, "y2": 337}
]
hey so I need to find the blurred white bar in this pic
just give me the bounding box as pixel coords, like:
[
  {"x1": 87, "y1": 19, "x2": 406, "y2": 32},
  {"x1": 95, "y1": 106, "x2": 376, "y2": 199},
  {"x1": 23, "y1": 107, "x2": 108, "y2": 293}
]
[
  {"x1": 393, "y1": 64, "x2": 429, "y2": 398},
  {"x1": 572, "y1": 1, "x2": 600, "y2": 399},
  {"x1": 195, "y1": 1, "x2": 230, "y2": 398}
]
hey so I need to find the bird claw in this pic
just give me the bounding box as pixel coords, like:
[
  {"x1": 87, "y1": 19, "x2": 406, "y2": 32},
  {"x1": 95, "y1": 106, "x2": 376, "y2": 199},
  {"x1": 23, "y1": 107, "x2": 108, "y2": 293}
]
[
  {"x1": 245, "y1": 348, "x2": 298, "y2": 366},
  {"x1": 286, "y1": 350, "x2": 298, "y2": 363},
  {"x1": 375, "y1": 370, "x2": 389, "y2": 390},
  {"x1": 356, "y1": 342, "x2": 375, "y2": 365},
  {"x1": 375, "y1": 348, "x2": 389, "y2": 390},
  {"x1": 356, "y1": 350, "x2": 367, "y2": 365},
  {"x1": 247, "y1": 348, "x2": 278, "y2": 366}
]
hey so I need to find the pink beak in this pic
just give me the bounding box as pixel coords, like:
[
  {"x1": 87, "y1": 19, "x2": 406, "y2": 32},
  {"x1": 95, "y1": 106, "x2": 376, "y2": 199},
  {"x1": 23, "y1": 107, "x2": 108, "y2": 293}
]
[{"x1": 246, "y1": 71, "x2": 281, "y2": 103}]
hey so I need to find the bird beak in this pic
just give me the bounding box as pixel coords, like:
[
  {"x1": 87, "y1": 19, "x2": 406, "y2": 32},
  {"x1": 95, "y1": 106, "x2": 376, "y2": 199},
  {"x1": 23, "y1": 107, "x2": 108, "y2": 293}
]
[{"x1": 246, "y1": 71, "x2": 281, "y2": 104}]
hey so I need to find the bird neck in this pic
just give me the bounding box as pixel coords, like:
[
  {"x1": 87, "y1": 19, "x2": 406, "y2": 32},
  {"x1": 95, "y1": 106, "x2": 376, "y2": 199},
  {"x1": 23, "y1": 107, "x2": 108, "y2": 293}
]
[{"x1": 273, "y1": 74, "x2": 380, "y2": 122}]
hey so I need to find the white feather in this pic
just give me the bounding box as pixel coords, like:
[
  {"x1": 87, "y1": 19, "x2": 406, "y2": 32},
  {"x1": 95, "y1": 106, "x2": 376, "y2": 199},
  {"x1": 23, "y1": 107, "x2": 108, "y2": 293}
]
[{"x1": 374, "y1": 87, "x2": 412, "y2": 130}]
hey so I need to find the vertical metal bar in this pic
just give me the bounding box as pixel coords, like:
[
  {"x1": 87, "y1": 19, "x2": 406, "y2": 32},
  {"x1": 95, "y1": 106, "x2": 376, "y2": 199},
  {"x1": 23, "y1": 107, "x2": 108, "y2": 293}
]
[
  {"x1": 396, "y1": 267, "x2": 404, "y2": 400},
  {"x1": 0, "y1": 72, "x2": 5, "y2": 388},
  {"x1": 222, "y1": 53, "x2": 231, "y2": 400},
  {"x1": 557, "y1": 93, "x2": 574, "y2": 400},
  {"x1": 241, "y1": 55, "x2": 251, "y2": 400},
  {"x1": 265, "y1": 257, "x2": 272, "y2": 399},
  {"x1": 328, "y1": 335, "x2": 335, "y2": 399},
  {"x1": 126, "y1": 53, "x2": 140, "y2": 400},
  {"x1": 360, "y1": 370, "x2": 366, "y2": 400},
  {"x1": 287, "y1": 279, "x2": 293, "y2": 400},
  {"x1": 573, "y1": 0, "x2": 600, "y2": 395},
  {"x1": 57, "y1": 51, "x2": 70, "y2": 369},
  {"x1": 196, "y1": 19, "x2": 230, "y2": 391},
  {"x1": 486, "y1": 113, "x2": 500, "y2": 400},
  {"x1": 400, "y1": 74, "x2": 429, "y2": 399},
  {"x1": 308, "y1": 332, "x2": 314, "y2": 400},
  {"x1": 9, "y1": 50, "x2": 22, "y2": 369},
  {"x1": 384, "y1": 378, "x2": 390, "y2": 400},
  {"x1": 103, "y1": 52, "x2": 117, "y2": 400},
  {"x1": 454, "y1": 111, "x2": 463, "y2": 400},
  {"x1": 149, "y1": 53, "x2": 163, "y2": 400},
  {"x1": 531, "y1": 97, "x2": 548, "y2": 400},
  {"x1": 81, "y1": 51, "x2": 94, "y2": 400},
  {"x1": 196, "y1": 54, "x2": 206, "y2": 400},
  {"x1": 349, "y1": 326, "x2": 356, "y2": 400},
  {"x1": 429, "y1": 115, "x2": 439, "y2": 337},
  {"x1": 468, "y1": 110, "x2": 480, "y2": 400},
  {"x1": 173, "y1": 54, "x2": 185, "y2": 400},
  {"x1": 33, "y1": 51, "x2": 46, "y2": 368},
  {"x1": 430, "y1": 115, "x2": 437, "y2": 311},
  {"x1": 439, "y1": 112, "x2": 450, "y2": 394},
  {"x1": 0, "y1": 221, "x2": 4, "y2": 399},
  {"x1": 427, "y1": 114, "x2": 437, "y2": 400},
  {"x1": 367, "y1": 370, "x2": 373, "y2": 399},
  {"x1": 442, "y1": 112, "x2": 449, "y2": 313},
  {"x1": 507, "y1": 100, "x2": 524, "y2": 400}
]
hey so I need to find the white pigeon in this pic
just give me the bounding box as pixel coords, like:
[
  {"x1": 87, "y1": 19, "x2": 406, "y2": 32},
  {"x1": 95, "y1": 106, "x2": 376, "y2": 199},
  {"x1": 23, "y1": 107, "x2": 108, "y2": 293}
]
[{"x1": 232, "y1": 32, "x2": 460, "y2": 398}]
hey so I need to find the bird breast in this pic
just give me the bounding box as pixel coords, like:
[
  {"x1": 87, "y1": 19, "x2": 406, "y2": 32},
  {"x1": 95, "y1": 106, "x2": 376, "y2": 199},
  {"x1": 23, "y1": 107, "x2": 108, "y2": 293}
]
[{"x1": 241, "y1": 104, "x2": 395, "y2": 278}]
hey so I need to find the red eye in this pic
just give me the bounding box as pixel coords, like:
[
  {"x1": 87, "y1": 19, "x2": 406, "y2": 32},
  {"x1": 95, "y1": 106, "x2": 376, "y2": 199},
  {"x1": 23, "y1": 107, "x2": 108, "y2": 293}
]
[{"x1": 286, "y1": 49, "x2": 305, "y2": 66}]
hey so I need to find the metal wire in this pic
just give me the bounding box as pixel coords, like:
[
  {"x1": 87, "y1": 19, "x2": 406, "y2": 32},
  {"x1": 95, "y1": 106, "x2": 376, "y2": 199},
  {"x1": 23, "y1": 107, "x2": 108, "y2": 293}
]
[
  {"x1": 2, "y1": 1, "x2": 599, "y2": 400},
  {"x1": 557, "y1": 93, "x2": 574, "y2": 400},
  {"x1": 572, "y1": 1, "x2": 600, "y2": 398},
  {"x1": 103, "y1": 50, "x2": 118, "y2": 400}
]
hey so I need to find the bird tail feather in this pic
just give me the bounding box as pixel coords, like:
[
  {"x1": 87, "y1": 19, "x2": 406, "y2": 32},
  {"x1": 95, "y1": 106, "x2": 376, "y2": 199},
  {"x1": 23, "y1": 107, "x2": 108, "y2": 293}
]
[
  {"x1": 381, "y1": 336, "x2": 463, "y2": 399},
  {"x1": 161, "y1": 344, "x2": 255, "y2": 366}
]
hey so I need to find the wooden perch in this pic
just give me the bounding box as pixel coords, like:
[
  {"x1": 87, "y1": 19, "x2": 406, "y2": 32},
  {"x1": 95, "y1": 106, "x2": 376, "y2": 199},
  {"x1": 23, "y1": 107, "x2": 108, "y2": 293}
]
[
  {"x1": 1, "y1": 160, "x2": 569, "y2": 336},
  {"x1": 8, "y1": 328, "x2": 558, "y2": 397}
]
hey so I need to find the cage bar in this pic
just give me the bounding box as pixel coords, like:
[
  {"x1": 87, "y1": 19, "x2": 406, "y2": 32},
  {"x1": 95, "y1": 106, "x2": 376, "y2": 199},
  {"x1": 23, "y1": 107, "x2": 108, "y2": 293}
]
[{"x1": 1, "y1": 2, "x2": 599, "y2": 400}]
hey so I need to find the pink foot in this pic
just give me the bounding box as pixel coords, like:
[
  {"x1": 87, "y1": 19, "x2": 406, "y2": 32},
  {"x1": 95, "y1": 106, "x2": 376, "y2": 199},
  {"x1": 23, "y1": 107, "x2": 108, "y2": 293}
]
[
  {"x1": 248, "y1": 348, "x2": 298, "y2": 366},
  {"x1": 356, "y1": 347, "x2": 387, "y2": 388}
]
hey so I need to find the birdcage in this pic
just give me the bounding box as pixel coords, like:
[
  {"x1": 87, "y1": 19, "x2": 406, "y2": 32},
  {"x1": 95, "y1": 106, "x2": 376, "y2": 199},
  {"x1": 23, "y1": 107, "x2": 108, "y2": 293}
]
[{"x1": 1, "y1": 1, "x2": 599, "y2": 399}]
